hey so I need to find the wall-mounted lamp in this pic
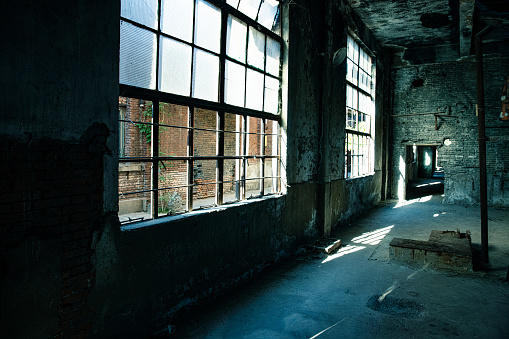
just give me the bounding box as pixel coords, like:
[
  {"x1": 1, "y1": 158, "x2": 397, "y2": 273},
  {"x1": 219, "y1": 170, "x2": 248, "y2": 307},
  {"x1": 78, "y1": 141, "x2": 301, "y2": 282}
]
[
  {"x1": 333, "y1": 47, "x2": 347, "y2": 67},
  {"x1": 443, "y1": 138, "x2": 452, "y2": 146}
]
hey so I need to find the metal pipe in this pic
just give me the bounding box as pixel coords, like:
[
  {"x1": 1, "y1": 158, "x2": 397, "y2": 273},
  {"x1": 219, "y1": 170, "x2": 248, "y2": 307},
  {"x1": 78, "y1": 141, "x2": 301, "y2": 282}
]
[{"x1": 475, "y1": 25, "x2": 492, "y2": 265}]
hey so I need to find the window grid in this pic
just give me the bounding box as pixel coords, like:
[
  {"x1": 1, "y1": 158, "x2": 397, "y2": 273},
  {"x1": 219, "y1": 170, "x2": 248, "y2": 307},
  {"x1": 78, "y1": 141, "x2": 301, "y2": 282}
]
[
  {"x1": 119, "y1": 0, "x2": 282, "y2": 224},
  {"x1": 345, "y1": 35, "x2": 375, "y2": 179}
]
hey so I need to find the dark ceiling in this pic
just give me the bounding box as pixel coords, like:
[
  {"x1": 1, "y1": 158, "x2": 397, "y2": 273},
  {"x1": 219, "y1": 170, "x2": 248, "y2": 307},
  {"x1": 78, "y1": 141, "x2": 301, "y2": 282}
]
[{"x1": 347, "y1": 0, "x2": 509, "y2": 65}]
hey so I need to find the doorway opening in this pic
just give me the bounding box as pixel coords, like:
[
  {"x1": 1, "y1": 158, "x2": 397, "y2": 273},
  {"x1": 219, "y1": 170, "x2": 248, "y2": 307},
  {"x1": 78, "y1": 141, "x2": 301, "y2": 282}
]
[{"x1": 406, "y1": 145, "x2": 444, "y2": 199}]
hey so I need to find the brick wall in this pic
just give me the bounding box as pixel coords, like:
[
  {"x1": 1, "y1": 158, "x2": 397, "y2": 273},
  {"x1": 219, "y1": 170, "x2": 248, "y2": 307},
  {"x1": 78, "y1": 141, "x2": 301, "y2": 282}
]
[
  {"x1": 0, "y1": 126, "x2": 105, "y2": 337},
  {"x1": 391, "y1": 56, "x2": 509, "y2": 206},
  {"x1": 119, "y1": 98, "x2": 274, "y2": 212}
]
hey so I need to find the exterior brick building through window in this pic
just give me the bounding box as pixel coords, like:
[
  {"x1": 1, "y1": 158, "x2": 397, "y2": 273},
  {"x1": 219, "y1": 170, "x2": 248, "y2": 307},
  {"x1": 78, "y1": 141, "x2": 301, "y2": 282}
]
[
  {"x1": 345, "y1": 34, "x2": 375, "y2": 178},
  {"x1": 119, "y1": 0, "x2": 282, "y2": 223}
]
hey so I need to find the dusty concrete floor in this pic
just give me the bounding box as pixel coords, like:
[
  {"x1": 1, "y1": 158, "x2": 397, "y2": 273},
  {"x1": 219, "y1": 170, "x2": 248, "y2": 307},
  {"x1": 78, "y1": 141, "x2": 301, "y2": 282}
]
[{"x1": 171, "y1": 191, "x2": 509, "y2": 338}]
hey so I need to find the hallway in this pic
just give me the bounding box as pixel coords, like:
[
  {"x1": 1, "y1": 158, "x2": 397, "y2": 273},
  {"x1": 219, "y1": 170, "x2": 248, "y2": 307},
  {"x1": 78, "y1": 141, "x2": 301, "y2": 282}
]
[{"x1": 173, "y1": 195, "x2": 509, "y2": 338}]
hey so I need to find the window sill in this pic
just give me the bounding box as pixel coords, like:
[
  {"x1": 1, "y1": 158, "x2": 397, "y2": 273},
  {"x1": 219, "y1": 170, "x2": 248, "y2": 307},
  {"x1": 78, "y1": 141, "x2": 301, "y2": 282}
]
[
  {"x1": 120, "y1": 193, "x2": 284, "y2": 232},
  {"x1": 345, "y1": 172, "x2": 375, "y2": 181}
]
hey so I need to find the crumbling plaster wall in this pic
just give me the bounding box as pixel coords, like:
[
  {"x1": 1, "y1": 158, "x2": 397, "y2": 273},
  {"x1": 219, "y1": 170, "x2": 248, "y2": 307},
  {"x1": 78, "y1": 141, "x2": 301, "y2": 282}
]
[{"x1": 391, "y1": 55, "x2": 509, "y2": 206}]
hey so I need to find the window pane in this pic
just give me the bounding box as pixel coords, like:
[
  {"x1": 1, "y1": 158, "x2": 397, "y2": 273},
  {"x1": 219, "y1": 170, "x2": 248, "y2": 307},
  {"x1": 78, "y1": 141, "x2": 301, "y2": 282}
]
[
  {"x1": 120, "y1": 98, "x2": 153, "y2": 157},
  {"x1": 258, "y1": 0, "x2": 278, "y2": 30},
  {"x1": 223, "y1": 159, "x2": 238, "y2": 203},
  {"x1": 194, "y1": 108, "x2": 217, "y2": 157},
  {"x1": 159, "y1": 103, "x2": 189, "y2": 157},
  {"x1": 245, "y1": 69, "x2": 264, "y2": 110},
  {"x1": 346, "y1": 58, "x2": 358, "y2": 86},
  {"x1": 238, "y1": 0, "x2": 261, "y2": 19},
  {"x1": 193, "y1": 160, "x2": 216, "y2": 208},
  {"x1": 246, "y1": 158, "x2": 261, "y2": 194},
  {"x1": 227, "y1": 15, "x2": 247, "y2": 63},
  {"x1": 192, "y1": 49, "x2": 219, "y2": 102},
  {"x1": 119, "y1": 21, "x2": 157, "y2": 89},
  {"x1": 159, "y1": 37, "x2": 192, "y2": 96},
  {"x1": 247, "y1": 117, "x2": 261, "y2": 156},
  {"x1": 266, "y1": 37, "x2": 280, "y2": 76},
  {"x1": 225, "y1": 61, "x2": 246, "y2": 107},
  {"x1": 247, "y1": 26, "x2": 265, "y2": 70},
  {"x1": 119, "y1": 161, "x2": 152, "y2": 222},
  {"x1": 194, "y1": 0, "x2": 221, "y2": 53},
  {"x1": 224, "y1": 113, "x2": 239, "y2": 157},
  {"x1": 158, "y1": 163, "x2": 188, "y2": 216},
  {"x1": 227, "y1": 0, "x2": 240, "y2": 8},
  {"x1": 264, "y1": 75, "x2": 279, "y2": 114},
  {"x1": 121, "y1": 0, "x2": 158, "y2": 29},
  {"x1": 161, "y1": 0, "x2": 194, "y2": 42}
]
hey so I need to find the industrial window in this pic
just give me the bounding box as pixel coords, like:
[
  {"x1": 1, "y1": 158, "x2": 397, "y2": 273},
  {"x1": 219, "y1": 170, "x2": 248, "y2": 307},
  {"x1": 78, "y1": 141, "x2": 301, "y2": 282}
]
[
  {"x1": 345, "y1": 35, "x2": 375, "y2": 179},
  {"x1": 118, "y1": 0, "x2": 282, "y2": 224}
]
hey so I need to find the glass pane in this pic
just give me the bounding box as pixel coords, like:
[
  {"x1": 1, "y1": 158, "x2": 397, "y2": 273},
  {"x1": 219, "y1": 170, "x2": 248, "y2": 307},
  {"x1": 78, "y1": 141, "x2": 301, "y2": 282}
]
[
  {"x1": 121, "y1": 0, "x2": 158, "y2": 29},
  {"x1": 159, "y1": 103, "x2": 189, "y2": 157},
  {"x1": 224, "y1": 113, "x2": 239, "y2": 157},
  {"x1": 347, "y1": 36, "x2": 355, "y2": 61},
  {"x1": 266, "y1": 37, "x2": 280, "y2": 76},
  {"x1": 119, "y1": 161, "x2": 152, "y2": 222},
  {"x1": 158, "y1": 159, "x2": 187, "y2": 216},
  {"x1": 245, "y1": 69, "x2": 264, "y2": 110},
  {"x1": 245, "y1": 158, "x2": 261, "y2": 195},
  {"x1": 192, "y1": 49, "x2": 219, "y2": 102},
  {"x1": 227, "y1": 0, "x2": 240, "y2": 8},
  {"x1": 248, "y1": 27, "x2": 265, "y2": 70},
  {"x1": 194, "y1": 108, "x2": 217, "y2": 157},
  {"x1": 238, "y1": 0, "x2": 261, "y2": 19},
  {"x1": 195, "y1": 0, "x2": 221, "y2": 53},
  {"x1": 225, "y1": 61, "x2": 246, "y2": 107},
  {"x1": 346, "y1": 58, "x2": 358, "y2": 86},
  {"x1": 264, "y1": 75, "x2": 279, "y2": 114},
  {"x1": 258, "y1": 0, "x2": 278, "y2": 30},
  {"x1": 223, "y1": 159, "x2": 238, "y2": 203},
  {"x1": 247, "y1": 117, "x2": 261, "y2": 156},
  {"x1": 227, "y1": 15, "x2": 247, "y2": 63},
  {"x1": 159, "y1": 37, "x2": 192, "y2": 96},
  {"x1": 121, "y1": 98, "x2": 153, "y2": 157},
  {"x1": 346, "y1": 85, "x2": 353, "y2": 109},
  {"x1": 193, "y1": 160, "x2": 216, "y2": 208},
  {"x1": 161, "y1": 0, "x2": 194, "y2": 42},
  {"x1": 119, "y1": 21, "x2": 157, "y2": 89}
]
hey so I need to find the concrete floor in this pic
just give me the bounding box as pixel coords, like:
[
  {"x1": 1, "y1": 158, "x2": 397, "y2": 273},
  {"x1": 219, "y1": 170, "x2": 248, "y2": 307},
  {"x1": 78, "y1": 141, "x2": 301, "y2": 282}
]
[{"x1": 170, "y1": 191, "x2": 509, "y2": 338}]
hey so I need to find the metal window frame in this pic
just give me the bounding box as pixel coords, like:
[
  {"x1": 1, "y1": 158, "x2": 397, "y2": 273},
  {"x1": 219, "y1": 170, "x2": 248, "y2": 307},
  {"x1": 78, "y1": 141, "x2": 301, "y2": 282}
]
[
  {"x1": 119, "y1": 0, "x2": 283, "y2": 223},
  {"x1": 345, "y1": 35, "x2": 375, "y2": 179}
]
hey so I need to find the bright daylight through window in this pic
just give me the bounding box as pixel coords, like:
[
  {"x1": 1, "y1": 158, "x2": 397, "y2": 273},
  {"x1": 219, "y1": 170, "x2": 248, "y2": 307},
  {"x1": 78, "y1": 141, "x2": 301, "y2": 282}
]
[
  {"x1": 119, "y1": 0, "x2": 282, "y2": 224},
  {"x1": 345, "y1": 35, "x2": 375, "y2": 179}
]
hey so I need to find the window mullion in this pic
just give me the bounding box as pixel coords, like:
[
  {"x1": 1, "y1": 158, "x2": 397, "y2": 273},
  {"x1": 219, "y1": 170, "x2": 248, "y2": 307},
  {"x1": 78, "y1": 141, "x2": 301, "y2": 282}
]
[
  {"x1": 151, "y1": 101, "x2": 160, "y2": 218},
  {"x1": 188, "y1": 107, "x2": 194, "y2": 212},
  {"x1": 260, "y1": 118, "x2": 265, "y2": 196}
]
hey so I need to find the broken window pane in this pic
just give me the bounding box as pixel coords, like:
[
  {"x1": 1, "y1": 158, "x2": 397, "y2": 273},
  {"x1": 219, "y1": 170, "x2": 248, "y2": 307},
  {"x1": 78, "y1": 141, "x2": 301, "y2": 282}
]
[
  {"x1": 159, "y1": 37, "x2": 192, "y2": 96},
  {"x1": 223, "y1": 159, "x2": 238, "y2": 203},
  {"x1": 227, "y1": 15, "x2": 247, "y2": 63},
  {"x1": 227, "y1": 0, "x2": 240, "y2": 8},
  {"x1": 245, "y1": 69, "x2": 264, "y2": 111},
  {"x1": 192, "y1": 49, "x2": 219, "y2": 102},
  {"x1": 121, "y1": 0, "x2": 158, "y2": 29},
  {"x1": 258, "y1": 0, "x2": 279, "y2": 30},
  {"x1": 194, "y1": 108, "x2": 217, "y2": 157},
  {"x1": 238, "y1": 0, "x2": 261, "y2": 20},
  {"x1": 225, "y1": 61, "x2": 246, "y2": 107},
  {"x1": 161, "y1": 0, "x2": 194, "y2": 43},
  {"x1": 194, "y1": 0, "x2": 221, "y2": 53},
  {"x1": 247, "y1": 26, "x2": 265, "y2": 70},
  {"x1": 158, "y1": 186, "x2": 187, "y2": 216},
  {"x1": 119, "y1": 21, "x2": 157, "y2": 89}
]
